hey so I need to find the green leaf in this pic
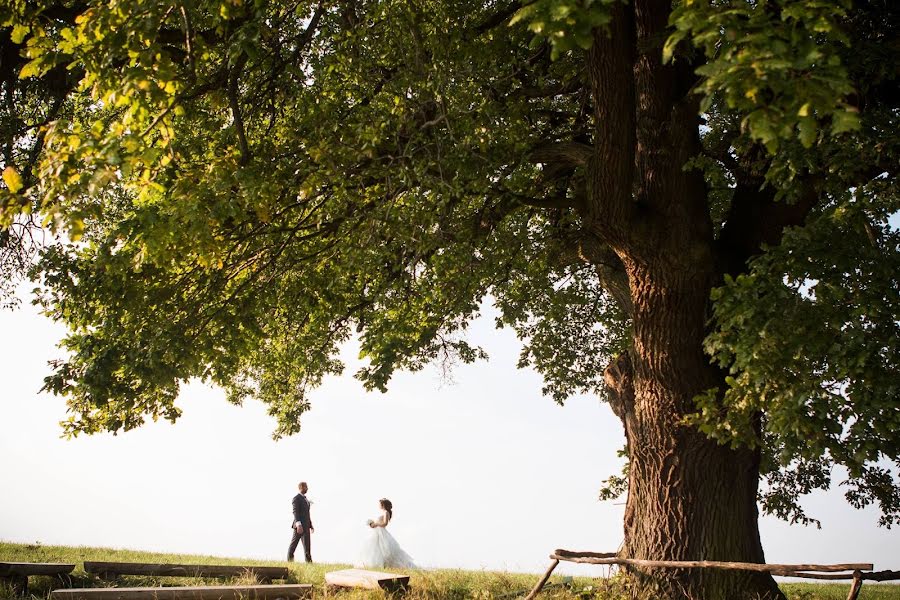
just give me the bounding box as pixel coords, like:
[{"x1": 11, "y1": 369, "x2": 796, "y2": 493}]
[
  {"x1": 11, "y1": 24, "x2": 30, "y2": 44},
  {"x1": 662, "y1": 31, "x2": 686, "y2": 64},
  {"x1": 797, "y1": 116, "x2": 817, "y2": 148},
  {"x1": 19, "y1": 59, "x2": 45, "y2": 80},
  {"x1": 3, "y1": 166, "x2": 23, "y2": 193},
  {"x1": 831, "y1": 109, "x2": 860, "y2": 135}
]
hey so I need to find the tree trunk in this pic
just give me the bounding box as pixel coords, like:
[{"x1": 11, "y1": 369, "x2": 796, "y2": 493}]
[
  {"x1": 611, "y1": 261, "x2": 784, "y2": 600},
  {"x1": 584, "y1": 1, "x2": 788, "y2": 597}
]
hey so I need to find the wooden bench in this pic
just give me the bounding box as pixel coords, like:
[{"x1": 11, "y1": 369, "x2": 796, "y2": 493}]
[
  {"x1": 49, "y1": 583, "x2": 312, "y2": 600},
  {"x1": 83, "y1": 562, "x2": 289, "y2": 583},
  {"x1": 324, "y1": 569, "x2": 410, "y2": 594},
  {"x1": 0, "y1": 562, "x2": 76, "y2": 595}
]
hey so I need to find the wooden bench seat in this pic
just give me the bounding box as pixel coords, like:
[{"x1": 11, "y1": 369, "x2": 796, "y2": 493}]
[
  {"x1": 324, "y1": 569, "x2": 410, "y2": 594},
  {"x1": 0, "y1": 562, "x2": 76, "y2": 595},
  {"x1": 83, "y1": 562, "x2": 289, "y2": 582},
  {"x1": 49, "y1": 583, "x2": 312, "y2": 600}
]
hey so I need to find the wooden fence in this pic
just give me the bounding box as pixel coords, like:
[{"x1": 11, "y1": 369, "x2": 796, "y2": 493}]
[{"x1": 525, "y1": 549, "x2": 900, "y2": 600}]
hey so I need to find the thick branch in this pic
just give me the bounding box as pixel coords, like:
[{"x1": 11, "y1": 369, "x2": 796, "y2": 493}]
[
  {"x1": 529, "y1": 141, "x2": 594, "y2": 169},
  {"x1": 584, "y1": 2, "x2": 638, "y2": 245},
  {"x1": 474, "y1": 1, "x2": 522, "y2": 34},
  {"x1": 286, "y1": 2, "x2": 324, "y2": 66},
  {"x1": 717, "y1": 176, "x2": 819, "y2": 276},
  {"x1": 577, "y1": 234, "x2": 632, "y2": 315}
]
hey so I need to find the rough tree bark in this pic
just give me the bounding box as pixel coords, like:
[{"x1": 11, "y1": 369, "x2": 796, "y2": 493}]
[
  {"x1": 583, "y1": 1, "x2": 786, "y2": 598},
  {"x1": 611, "y1": 267, "x2": 783, "y2": 600}
]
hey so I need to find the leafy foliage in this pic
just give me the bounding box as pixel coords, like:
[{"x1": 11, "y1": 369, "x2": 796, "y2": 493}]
[
  {"x1": 511, "y1": 0, "x2": 622, "y2": 59},
  {"x1": 667, "y1": 0, "x2": 861, "y2": 151},
  {"x1": 1, "y1": 0, "x2": 898, "y2": 529},
  {"x1": 700, "y1": 189, "x2": 900, "y2": 525}
]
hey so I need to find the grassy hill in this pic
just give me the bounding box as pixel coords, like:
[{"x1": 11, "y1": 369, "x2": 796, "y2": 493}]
[{"x1": 0, "y1": 541, "x2": 895, "y2": 599}]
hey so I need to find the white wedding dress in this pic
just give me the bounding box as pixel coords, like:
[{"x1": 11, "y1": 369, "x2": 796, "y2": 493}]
[{"x1": 356, "y1": 511, "x2": 416, "y2": 569}]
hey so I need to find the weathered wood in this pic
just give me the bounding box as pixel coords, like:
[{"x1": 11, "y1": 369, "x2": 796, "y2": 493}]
[
  {"x1": 83, "y1": 562, "x2": 288, "y2": 581},
  {"x1": 324, "y1": 569, "x2": 410, "y2": 593},
  {"x1": 0, "y1": 562, "x2": 76, "y2": 595},
  {"x1": 774, "y1": 570, "x2": 898, "y2": 581},
  {"x1": 49, "y1": 583, "x2": 312, "y2": 600},
  {"x1": 553, "y1": 550, "x2": 617, "y2": 560},
  {"x1": 846, "y1": 571, "x2": 863, "y2": 600},
  {"x1": 0, "y1": 562, "x2": 76, "y2": 577},
  {"x1": 523, "y1": 559, "x2": 559, "y2": 600},
  {"x1": 777, "y1": 572, "x2": 860, "y2": 580},
  {"x1": 534, "y1": 549, "x2": 900, "y2": 599},
  {"x1": 549, "y1": 553, "x2": 874, "y2": 574},
  {"x1": 860, "y1": 570, "x2": 900, "y2": 581}
]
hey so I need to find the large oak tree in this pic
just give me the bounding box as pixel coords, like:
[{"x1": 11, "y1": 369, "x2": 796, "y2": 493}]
[{"x1": 2, "y1": 1, "x2": 898, "y2": 598}]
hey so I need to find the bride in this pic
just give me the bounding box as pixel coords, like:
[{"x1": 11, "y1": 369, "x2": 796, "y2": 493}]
[{"x1": 356, "y1": 498, "x2": 416, "y2": 569}]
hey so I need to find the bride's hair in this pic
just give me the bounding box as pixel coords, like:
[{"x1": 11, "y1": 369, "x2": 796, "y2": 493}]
[{"x1": 379, "y1": 498, "x2": 393, "y2": 519}]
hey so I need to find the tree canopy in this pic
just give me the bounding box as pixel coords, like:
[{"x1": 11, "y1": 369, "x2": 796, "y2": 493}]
[{"x1": 1, "y1": 0, "x2": 898, "y2": 537}]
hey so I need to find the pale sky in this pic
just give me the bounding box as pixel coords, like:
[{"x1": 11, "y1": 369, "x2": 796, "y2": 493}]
[{"x1": 0, "y1": 285, "x2": 897, "y2": 576}]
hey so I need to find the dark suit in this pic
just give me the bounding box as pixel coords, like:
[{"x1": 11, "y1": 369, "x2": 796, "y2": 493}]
[{"x1": 287, "y1": 493, "x2": 313, "y2": 562}]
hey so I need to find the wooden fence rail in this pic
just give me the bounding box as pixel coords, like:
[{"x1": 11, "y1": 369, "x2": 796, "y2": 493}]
[{"x1": 525, "y1": 549, "x2": 900, "y2": 600}]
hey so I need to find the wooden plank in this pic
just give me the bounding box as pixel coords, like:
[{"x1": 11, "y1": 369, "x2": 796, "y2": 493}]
[
  {"x1": 49, "y1": 584, "x2": 312, "y2": 600},
  {"x1": 83, "y1": 562, "x2": 288, "y2": 580},
  {"x1": 325, "y1": 569, "x2": 410, "y2": 593},
  {"x1": 550, "y1": 553, "x2": 874, "y2": 574},
  {"x1": 0, "y1": 562, "x2": 76, "y2": 576}
]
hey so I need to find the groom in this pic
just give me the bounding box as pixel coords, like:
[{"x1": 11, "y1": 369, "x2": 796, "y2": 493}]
[{"x1": 287, "y1": 481, "x2": 314, "y2": 563}]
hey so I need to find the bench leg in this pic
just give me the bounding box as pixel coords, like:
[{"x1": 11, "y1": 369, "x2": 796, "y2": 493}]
[
  {"x1": 324, "y1": 583, "x2": 341, "y2": 597},
  {"x1": 1, "y1": 574, "x2": 28, "y2": 596}
]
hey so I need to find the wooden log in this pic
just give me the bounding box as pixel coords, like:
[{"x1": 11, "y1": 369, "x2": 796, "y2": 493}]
[
  {"x1": 553, "y1": 550, "x2": 618, "y2": 560},
  {"x1": 772, "y1": 571, "x2": 859, "y2": 580},
  {"x1": 861, "y1": 570, "x2": 900, "y2": 582},
  {"x1": 523, "y1": 559, "x2": 559, "y2": 600},
  {"x1": 846, "y1": 570, "x2": 863, "y2": 600},
  {"x1": 324, "y1": 569, "x2": 410, "y2": 594},
  {"x1": 49, "y1": 583, "x2": 312, "y2": 600},
  {"x1": 549, "y1": 554, "x2": 874, "y2": 574},
  {"x1": 0, "y1": 562, "x2": 76, "y2": 576},
  {"x1": 82, "y1": 562, "x2": 289, "y2": 580},
  {"x1": 771, "y1": 570, "x2": 900, "y2": 581}
]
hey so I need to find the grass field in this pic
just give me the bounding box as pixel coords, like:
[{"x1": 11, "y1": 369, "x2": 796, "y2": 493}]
[{"x1": 0, "y1": 541, "x2": 896, "y2": 599}]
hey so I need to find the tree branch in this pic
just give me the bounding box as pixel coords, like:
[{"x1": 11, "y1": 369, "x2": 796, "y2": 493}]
[
  {"x1": 474, "y1": 1, "x2": 522, "y2": 34},
  {"x1": 228, "y1": 56, "x2": 251, "y2": 166},
  {"x1": 584, "y1": 1, "x2": 638, "y2": 245},
  {"x1": 529, "y1": 141, "x2": 594, "y2": 168},
  {"x1": 716, "y1": 176, "x2": 819, "y2": 276}
]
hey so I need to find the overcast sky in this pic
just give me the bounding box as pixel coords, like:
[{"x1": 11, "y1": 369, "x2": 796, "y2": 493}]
[{"x1": 0, "y1": 285, "x2": 897, "y2": 576}]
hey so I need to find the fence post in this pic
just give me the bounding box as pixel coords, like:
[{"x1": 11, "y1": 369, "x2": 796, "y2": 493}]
[
  {"x1": 524, "y1": 559, "x2": 559, "y2": 600},
  {"x1": 846, "y1": 570, "x2": 863, "y2": 600}
]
